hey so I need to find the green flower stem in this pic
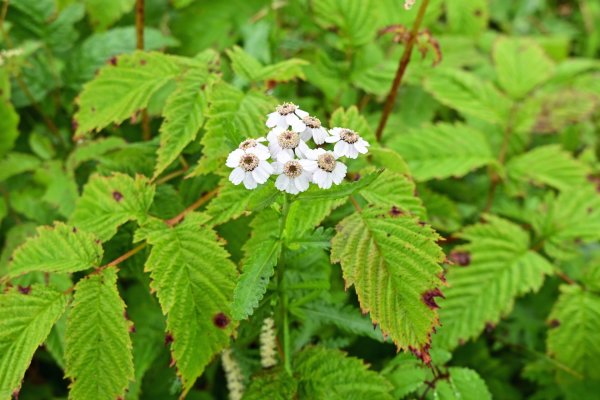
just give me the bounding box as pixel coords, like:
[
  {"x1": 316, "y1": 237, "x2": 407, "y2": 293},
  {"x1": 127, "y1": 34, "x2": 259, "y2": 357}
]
[{"x1": 277, "y1": 193, "x2": 293, "y2": 375}]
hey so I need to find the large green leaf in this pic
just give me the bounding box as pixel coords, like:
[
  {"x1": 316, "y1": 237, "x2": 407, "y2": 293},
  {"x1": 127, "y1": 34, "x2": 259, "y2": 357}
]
[
  {"x1": 7, "y1": 223, "x2": 103, "y2": 278},
  {"x1": 359, "y1": 170, "x2": 426, "y2": 218},
  {"x1": 445, "y1": 0, "x2": 489, "y2": 37},
  {"x1": 243, "y1": 369, "x2": 297, "y2": 400},
  {"x1": 493, "y1": 37, "x2": 555, "y2": 100},
  {"x1": 154, "y1": 64, "x2": 214, "y2": 178},
  {"x1": 294, "y1": 347, "x2": 394, "y2": 399},
  {"x1": 191, "y1": 81, "x2": 276, "y2": 176},
  {"x1": 312, "y1": 0, "x2": 378, "y2": 48},
  {"x1": 390, "y1": 123, "x2": 495, "y2": 181},
  {"x1": 547, "y1": 285, "x2": 600, "y2": 384},
  {"x1": 506, "y1": 145, "x2": 589, "y2": 193},
  {"x1": 435, "y1": 215, "x2": 553, "y2": 349},
  {"x1": 434, "y1": 367, "x2": 492, "y2": 400},
  {"x1": 531, "y1": 185, "x2": 600, "y2": 260},
  {"x1": 227, "y1": 46, "x2": 308, "y2": 83},
  {"x1": 83, "y1": 0, "x2": 135, "y2": 30},
  {"x1": 70, "y1": 173, "x2": 155, "y2": 242},
  {"x1": 135, "y1": 213, "x2": 237, "y2": 393},
  {"x1": 331, "y1": 206, "x2": 445, "y2": 355},
  {"x1": 232, "y1": 209, "x2": 282, "y2": 320},
  {"x1": 0, "y1": 286, "x2": 67, "y2": 399},
  {"x1": 424, "y1": 68, "x2": 512, "y2": 124},
  {"x1": 65, "y1": 267, "x2": 134, "y2": 400},
  {"x1": 74, "y1": 51, "x2": 183, "y2": 137}
]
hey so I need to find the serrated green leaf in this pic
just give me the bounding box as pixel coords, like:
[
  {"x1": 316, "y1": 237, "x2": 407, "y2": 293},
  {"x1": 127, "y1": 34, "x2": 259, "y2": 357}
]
[
  {"x1": 382, "y1": 354, "x2": 427, "y2": 398},
  {"x1": 493, "y1": 37, "x2": 555, "y2": 100},
  {"x1": 390, "y1": 123, "x2": 495, "y2": 181},
  {"x1": 434, "y1": 367, "x2": 492, "y2": 400},
  {"x1": 547, "y1": 285, "x2": 600, "y2": 382},
  {"x1": 297, "y1": 170, "x2": 381, "y2": 201},
  {"x1": 0, "y1": 285, "x2": 67, "y2": 399},
  {"x1": 7, "y1": 223, "x2": 103, "y2": 278},
  {"x1": 0, "y1": 96, "x2": 19, "y2": 158},
  {"x1": 83, "y1": 0, "x2": 135, "y2": 30},
  {"x1": 74, "y1": 51, "x2": 183, "y2": 137},
  {"x1": 300, "y1": 303, "x2": 385, "y2": 342},
  {"x1": 446, "y1": 0, "x2": 489, "y2": 37},
  {"x1": 532, "y1": 185, "x2": 600, "y2": 260},
  {"x1": 294, "y1": 347, "x2": 394, "y2": 399},
  {"x1": 368, "y1": 147, "x2": 410, "y2": 174},
  {"x1": 359, "y1": 170, "x2": 426, "y2": 218},
  {"x1": 154, "y1": 65, "x2": 213, "y2": 178},
  {"x1": 233, "y1": 209, "x2": 281, "y2": 320},
  {"x1": 0, "y1": 152, "x2": 40, "y2": 182},
  {"x1": 312, "y1": 0, "x2": 377, "y2": 48},
  {"x1": 227, "y1": 46, "x2": 308, "y2": 82},
  {"x1": 331, "y1": 207, "x2": 445, "y2": 352},
  {"x1": 66, "y1": 137, "x2": 127, "y2": 173},
  {"x1": 65, "y1": 267, "x2": 134, "y2": 400},
  {"x1": 285, "y1": 197, "x2": 346, "y2": 240},
  {"x1": 243, "y1": 369, "x2": 297, "y2": 400},
  {"x1": 191, "y1": 82, "x2": 276, "y2": 176},
  {"x1": 206, "y1": 178, "x2": 280, "y2": 226},
  {"x1": 506, "y1": 145, "x2": 589, "y2": 193},
  {"x1": 436, "y1": 215, "x2": 553, "y2": 349},
  {"x1": 424, "y1": 68, "x2": 512, "y2": 124},
  {"x1": 70, "y1": 173, "x2": 155, "y2": 242},
  {"x1": 135, "y1": 213, "x2": 237, "y2": 393}
]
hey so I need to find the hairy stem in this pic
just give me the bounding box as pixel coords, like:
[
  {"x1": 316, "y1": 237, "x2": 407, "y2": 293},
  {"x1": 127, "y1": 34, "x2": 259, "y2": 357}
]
[
  {"x1": 277, "y1": 194, "x2": 292, "y2": 375},
  {"x1": 375, "y1": 0, "x2": 430, "y2": 142},
  {"x1": 165, "y1": 188, "x2": 219, "y2": 227}
]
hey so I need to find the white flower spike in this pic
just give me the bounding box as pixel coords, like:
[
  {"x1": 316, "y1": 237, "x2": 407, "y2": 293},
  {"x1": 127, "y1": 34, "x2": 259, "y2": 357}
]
[
  {"x1": 272, "y1": 152, "x2": 314, "y2": 194},
  {"x1": 226, "y1": 144, "x2": 274, "y2": 190},
  {"x1": 267, "y1": 127, "x2": 309, "y2": 161},
  {"x1": 266, "y1": 102, "x2": 309, "y2": 132},
  {"x1": 325, "y1": 127, "x2": 370, "y2": 159},
  {"x1": 304, "y1": 148, "x2": 347, "y2": 189},
  {"x1": 299, "y1": 115, "x2": 330, "y2": 145}
]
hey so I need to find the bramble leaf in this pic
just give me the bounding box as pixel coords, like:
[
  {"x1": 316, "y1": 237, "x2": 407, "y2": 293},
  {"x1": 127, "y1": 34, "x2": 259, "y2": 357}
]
[
  {"x1": 434, "y1": 367, "x2": 492, "y2": 400},
  {"x1": 390, "y1": 124, "x2": 495, "y2": 181},
  {"x1": 8, "y1": 223, "x2": 103, "y2": 278},
  {"x1": 70, "y1": 173, "x2": 155, "y2": 242},
  {"x1": 331, "y1": 206, "x2": 445, "y2": 355},
  {"x1": 435, "y1": 215, "x2": 553, "y2": 349},
  {"x1": 135, "y1": 213, "x2": 237, "y2": 393},
  {"x1": 65, "y1": 267, "x2": 134, "y2": 400},
  {"x1": 0, "y1": 286, "x2": 67, "y2": 399},
  {"x1": 227, "y1": 46, "x2": 308, "y2": 83}
]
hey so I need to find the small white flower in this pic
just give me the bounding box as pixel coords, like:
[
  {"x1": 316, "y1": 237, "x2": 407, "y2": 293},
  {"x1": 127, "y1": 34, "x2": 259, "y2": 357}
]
[
  {"x1": 272, "y1": 152, "x2": 314, "y2": 194},
  {"x1": 259, "y1": 317, "x2": 277, "y2": 368},
  {"x1": 325, "y1": 127, "x2": 370, "y2": 159},
  {"x1": 299, "y1": 115, "x2": 330, "y2": 145},
  {"x1": 266, "y1": 102, "x2": 309, "y2": 132},
  {"x1": 226, "y1": 146, "x2": 273, "y2": 190},
  {"x1": 267, "y1": 127, "x2": 309, "y2": 161},
  {"x1": 304, "y1": 149, "x2": 347, "y2": 189},
  {"x1": 237, "y1": 137, "x2": 270, "y2": 159}
]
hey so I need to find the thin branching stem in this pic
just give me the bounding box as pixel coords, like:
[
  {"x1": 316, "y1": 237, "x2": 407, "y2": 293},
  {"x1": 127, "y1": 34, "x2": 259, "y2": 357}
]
[{"x1": 375, "y1": 0, "x2": 431, "y2": 142}]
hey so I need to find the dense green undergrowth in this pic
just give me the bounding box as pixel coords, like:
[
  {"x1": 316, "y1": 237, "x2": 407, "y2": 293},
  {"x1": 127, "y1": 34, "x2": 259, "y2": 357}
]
[{"x1": 0, "y1": 0, "x2": 599, "y2": 399}]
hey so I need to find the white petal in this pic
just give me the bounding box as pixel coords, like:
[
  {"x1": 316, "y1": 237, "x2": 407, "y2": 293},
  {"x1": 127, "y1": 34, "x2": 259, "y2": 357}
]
[
  {"x1": 325, "y1": 135, "x2": 340, "y2": 143},
  {"x1": 259, "y1": 160, "x2": 274, "y2": 175},
  {"x1": 354, "y1": 140, "x2": 369, "y2": 154},
  {"x1": 295, "y1": 141, "x2": 309, "y2": 159},
  {"x1": 313, "y1": 169, "x2": 327, "y2": 187},
  {"x1": 346, "y1": 145, "x2": 359, "y2": 159},
  {"x1": 266, "y1": 112, "x2": 280, "y2": 128},
  {"x1": 272, "y1": 161, "x2": 284, "y2": 174},
  {"x1": 332, "y1": 163, "x2": 347, "y2": 184},
  {"x1": 229, "y1": 167, "x2": 245, "y2": 185},
  {"x1": 243, "y1": 173, "x2": 258, "y2": 189},
  {"x1": 299, "y1": 129, "x2": 312, "y2": 142},
  {"x1": 299, "y1": 159, "x2": 317, "y2": 172},
  {"x1": 286, "y1": 180, "x2": 299, "y2": 194},
  {"x1": 252, "y1": 167, "x2": 268, "y2": 184},
  {"x1": 275, "y1": 175, "x2": 289, "y2": 191},
  {"x1": 277, "y1": 151, "x2": 292, "y2": 163},
  {"x1": 295, "y1": 175, "x2": 310, "y2": 192},
  {"x1": 288, "y1": 114, "x2": 306, "y2": 132},
  {"x1": 295, "y1": 109, "x2": 309, "y2": 118},
  {"x1": 313, "y1": 128, "x2": 328, "y2": 145},
  {"x1": 248, "y1": 144, "x2": 271, "y2": 160},
  {"x1": 323, "y1": 173, "x2": 333, "y2": 189},
  {"x1": 226, "y1": 149, "x2": 244, "y2": 168},
  {"x1": 334, "y1": 141, "x2": 348, "y2": 158},
  {"x1": 329, "y1": 128, "x2": 342, "y2": 137}
]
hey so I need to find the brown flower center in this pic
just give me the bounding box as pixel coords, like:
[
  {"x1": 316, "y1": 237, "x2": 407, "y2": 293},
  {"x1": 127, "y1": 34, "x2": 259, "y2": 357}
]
[
  {"x1": 340, "y1": 129, "x2": 359, "y2": 144},
  {"x1": 276, "y1": 102, "x2": 297, "y2": 115},
  {"x1": 277, "y1": 131, "x2": 300, "y2": 149},
  {"x1": 317, "y1": 153, "x2": 336, "y2": 172},
  {"x1": 283, "y1": 160, "x2": 303, "y2": 178},
  {"x1": 302, "y1": 116, "x2": 321, "y2": 129},
  {"x1": 239, "y1": 139, "x2": 257, "y2": 150},
  {"x1": 239, "y1": 153, "x2": 259, "y2": 172}
]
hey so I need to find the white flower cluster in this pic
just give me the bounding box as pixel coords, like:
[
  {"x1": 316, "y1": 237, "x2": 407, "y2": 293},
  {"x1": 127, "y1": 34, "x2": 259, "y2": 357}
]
[
  {"x1": 404, "y1": 0, "x2": 416, "y2": 10},
  {"x1": 221, "y1": 349, "x2": 244, "y2": 400},
  {"x1": 226, "y1": 103, "x2": 370, "y2": 194},
  {"x1": 259, "y1": 317, "x2": 278, "y2": 368}
]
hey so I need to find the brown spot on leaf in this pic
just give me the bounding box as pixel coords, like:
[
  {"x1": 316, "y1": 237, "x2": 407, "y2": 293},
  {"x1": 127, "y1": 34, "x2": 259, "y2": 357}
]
[
  {"x1": 165, "y1": 332, "x2": 174, "y2": 346},
  {"x1": 18, "y1": 286, "x2": 31, "y2": 295},
  {"x1": 409, "y1": 344, "x2": 431, "y2": 365},
  {"x1": 389, "y1": 206, "x2": 403, "y2": 217},
  {"x1": 449, "y1": 251, "x2": 471, "y2": 266},
  {"x1": 129, "y1": 324, "x2": 136, "y2": 334},
  {"x1": 140, "y1": 59, "x2": 147, "y2": 66},
  {"x1": 474, "y1": 8, "x2": 482, "y2": 16},
  {"x1": 213, "y1": 312, "x2": 230, "y2": 329},
  {"x1": 422, "y1": 288, "x2": 444, "y2": 310},
  {"x1": 485, "y1": 322, "x2": 496, "y2": 333},
  {"x1": 109, "y1": 56, "x2": 118, "y2": 66},
  {"x1": 549, "y1": 319, "x2": 560, "y2": 328},
  {"x1": 72, "y1": 227, "x2": 77, "y2": 233},
  {"x1": 112, "y1": 191, "x2": 123, "y2": 202}
]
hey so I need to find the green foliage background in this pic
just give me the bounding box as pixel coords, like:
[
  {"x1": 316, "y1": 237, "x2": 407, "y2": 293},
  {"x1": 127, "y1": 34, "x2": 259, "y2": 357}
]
[{"x1": 0, "y1": 0, "x2": 599, "y2": 399}]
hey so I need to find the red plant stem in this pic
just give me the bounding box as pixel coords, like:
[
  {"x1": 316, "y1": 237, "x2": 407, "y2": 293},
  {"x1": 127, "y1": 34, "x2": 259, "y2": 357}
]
[{"x1": 375, "y1": 0, "x2": 431, "y2": 142}]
